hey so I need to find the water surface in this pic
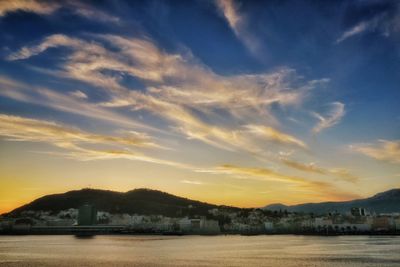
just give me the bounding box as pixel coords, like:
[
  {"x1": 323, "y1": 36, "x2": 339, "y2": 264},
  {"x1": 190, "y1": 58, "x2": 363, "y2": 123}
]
[{"x1": 1, "y1": 235, "x2": 400, "y2": 266}]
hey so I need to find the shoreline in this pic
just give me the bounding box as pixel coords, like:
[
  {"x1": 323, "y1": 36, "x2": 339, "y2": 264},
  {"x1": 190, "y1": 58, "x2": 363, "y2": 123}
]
[{"x1": 1, "y1": 230, "x2": 400, "y2": 237}]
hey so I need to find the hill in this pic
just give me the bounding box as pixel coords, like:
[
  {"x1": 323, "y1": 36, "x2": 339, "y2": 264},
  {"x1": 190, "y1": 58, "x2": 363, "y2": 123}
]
[
  {"x1": 5, "y1": 188, "x2": 232, "y2": 217},
  {"x1": 6, "y1": 188, "x2": 400, "y2": 217},
  {"x1": 264, "y1": 189, "x2": 400, "y2": 214}
]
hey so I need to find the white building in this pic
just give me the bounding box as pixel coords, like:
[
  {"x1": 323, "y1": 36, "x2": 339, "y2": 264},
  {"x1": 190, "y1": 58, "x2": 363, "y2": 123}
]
[
  {"x1": 108, "y1": 214, "x2": 132, "y2": 225},
  {"x1": 394, "y1": 217, "x2": 400, "y2": 230},
  {"x1": 264, "y1": 221, "x2": 274, "y2": 231},
  {"x1": 179, "y1": 217, "x2": 220, "y2": 233}
]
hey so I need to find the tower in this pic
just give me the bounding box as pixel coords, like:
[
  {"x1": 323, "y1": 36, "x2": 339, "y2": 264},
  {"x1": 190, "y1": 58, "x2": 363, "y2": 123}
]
[{"x1": 78, "y1": 204, "x2": 97, "y2": 226}]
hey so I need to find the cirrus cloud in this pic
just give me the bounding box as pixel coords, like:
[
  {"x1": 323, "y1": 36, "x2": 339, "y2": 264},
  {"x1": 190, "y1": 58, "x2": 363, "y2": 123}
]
[
  {"x1": 0, "y1": 0, "x2": 119, "y2": 23},
  {"x1": 197, "y1": 164, "x2": 359, "y2": 201},
  {"x1": 312, "y1": 102, "x2": 345, "y2": 134},
  {"x1": 0, "y1": 113, "x2": 192, "y2": 168},
  {"x1": 7, "y1": 33, "x2": 325, "y2": 155},
  {"x1": 244, "y1": 124, "x2": 307, "y2": 149},
  {"x1": 350, "y1": 140, "x2": 400, "y2": 164},
  {"x1": 0, "y1": 0, "x2": 59, "y2": 16},
  {"x1": 216, "y1": 0, "x2": 261, "y2": 55}
]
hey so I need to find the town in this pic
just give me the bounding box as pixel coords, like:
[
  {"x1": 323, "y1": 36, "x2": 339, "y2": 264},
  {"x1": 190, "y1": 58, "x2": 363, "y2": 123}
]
[{"x1": 1, "y1": 205, "x2": 400, "y2": 236}]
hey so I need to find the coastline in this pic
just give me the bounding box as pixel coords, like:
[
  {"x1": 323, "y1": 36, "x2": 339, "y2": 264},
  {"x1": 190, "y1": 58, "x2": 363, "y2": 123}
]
[{"x1": 1, "y1": 226, "x2": 399, "y2": 236}]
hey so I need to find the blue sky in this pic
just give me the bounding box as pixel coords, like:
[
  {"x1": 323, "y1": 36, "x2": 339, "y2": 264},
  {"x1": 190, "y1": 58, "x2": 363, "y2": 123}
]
[{"x1": 0, "y1": 0, "x2": 399, "y2": 212}]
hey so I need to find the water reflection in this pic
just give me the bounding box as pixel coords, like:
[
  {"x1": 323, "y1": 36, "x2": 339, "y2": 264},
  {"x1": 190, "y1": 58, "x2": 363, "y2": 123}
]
[{"x1": 0, "y1": 235, "x2": 399, "y2": 266}]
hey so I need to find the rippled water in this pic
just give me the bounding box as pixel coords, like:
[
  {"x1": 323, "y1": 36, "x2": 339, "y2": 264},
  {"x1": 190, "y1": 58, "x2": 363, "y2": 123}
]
[{"x1": 0, "y1": 235, "x2": 400, "y2": 266}]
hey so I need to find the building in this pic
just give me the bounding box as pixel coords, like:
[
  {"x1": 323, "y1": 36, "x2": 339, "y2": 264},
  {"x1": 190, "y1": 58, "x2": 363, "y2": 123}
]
[
  {"x1": 78, "y1": 204, "x2": 97, "y2": 226},
  {"x1": 372, "y1": 216, "x2": 395, "y2": 231},
  {"x1": 331, "y1": 223, "x2": 371, "y2": 233},
  {"x1": 394, "y1": 217, "x2": 400, "y2": 231},
  {"x1": 109, "y1": 213, "x2": 132, "y2": 225},
  {"x1": 46, "y1": 219, "x2": 75, "y2": 226},
  {"x1": 264, "y1": 221, "x2": 274, "y2": 231},
  {"x1": 179, "y1": 217, "x2": 220, "y2": 234},
  {"x1": 350, "y1": 207, "x2": 368, "y2": 217}
]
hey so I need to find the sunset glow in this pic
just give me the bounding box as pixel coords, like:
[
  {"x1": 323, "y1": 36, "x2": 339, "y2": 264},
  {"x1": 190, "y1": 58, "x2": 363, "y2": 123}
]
[{"x1": 0, "y1": 0, "x2": 399, "y2": 213}]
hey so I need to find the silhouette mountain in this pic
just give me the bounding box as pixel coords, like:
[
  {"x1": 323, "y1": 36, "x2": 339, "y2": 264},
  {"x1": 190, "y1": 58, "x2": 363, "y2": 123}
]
[
  {"x1": 5, "y1": 188, "x2": 400, "y2": 217},
  {"x1": 6, "y1": 188, "x2": 234, "y2": 217},
  {"x1": 264, "y1": 189, "x2": 400, "y2": 214}
]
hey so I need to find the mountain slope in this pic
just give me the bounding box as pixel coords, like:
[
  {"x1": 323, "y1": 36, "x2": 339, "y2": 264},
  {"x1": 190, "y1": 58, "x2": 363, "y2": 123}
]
[
  {"x1": 264, "y1": 189, "x2": 400, "y2": 214},
  {"x1": 6, "y1": 188, "x2": 226, "y2": 217},
  {"x1": 6, "y1": 188, "x2": 400, "y2": 217}
]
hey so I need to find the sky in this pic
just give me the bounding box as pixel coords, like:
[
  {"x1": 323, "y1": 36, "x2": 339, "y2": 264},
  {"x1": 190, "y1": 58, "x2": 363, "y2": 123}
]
[{"x1": 0, "y1": 0, "x2": 399, "y2": 213}]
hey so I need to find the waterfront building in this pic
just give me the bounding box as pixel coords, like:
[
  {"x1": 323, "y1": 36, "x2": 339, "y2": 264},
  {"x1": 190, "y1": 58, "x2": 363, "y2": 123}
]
[
  {"x1": 394, "y1": 217, "x2": 400, "y2": 231},
  {"x1": 331, "y1": 223, "x2": 371, "y2": 233},
  {"x1": 109, "y1": 213, "x2": 132, "y2": 225},
  {"x1": 372, "y1": 216, "x2": 395, "y2": 231},
  {"x1": 46, "y1": 219, "x2": 75, "y2": 227},
  {"x1": 264, "y1": 221, "x2": 274, "y2": 231},
  {"x1": 78, "y1": 204, "x2": 97, "y2": 226},
  {"x1": 351, "y1": 207, "x2": 369, "y2": 217},
  {"x1": 179, "y1": 217, "x2": 220, "y2": 234}
]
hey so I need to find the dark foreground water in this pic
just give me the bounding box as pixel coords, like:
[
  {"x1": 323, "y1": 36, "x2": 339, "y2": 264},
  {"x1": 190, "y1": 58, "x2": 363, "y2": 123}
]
[{"x1": 0, "y1": 235, "x2": 400, "y2": 266}]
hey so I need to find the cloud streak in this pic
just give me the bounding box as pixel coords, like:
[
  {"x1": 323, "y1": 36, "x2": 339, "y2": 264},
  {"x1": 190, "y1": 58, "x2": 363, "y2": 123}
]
[
  {"x1": 198, "y1": 164, "x2": 359, "y2": 201},
  {"x1": 4, "y1": 32, "x2": 357, "y2": 196},
  {"x1": 0, "y1": 2, "x2": 384, "y2": 207},
  {"x1": 336, "y1": 3, "x2": 400, "y2": 43},
  {"x1": 216, "y1": 0, "x2": 261, "y2": 55},
  {"x1": 0, "y1": 114, "x2": 159, "y2": 149},
  {"x1": 280, "y1": 158, "x2": 359, "y2": 183},
  {"x1": 0, "y1": 0, "x2": 119, "y2": 23},
  {"x1": 336, "y1": 21, "x2": 371, "y2": 43},
  {"x1": 181, "y1": 180, "x2": 204, "y2": 185},
  {"x1": 312, "y1": 102, "x2": 345, "y2": 134},
  {"x1": 350, "y1": 140, "x2": 400, "y2": 164},
  {"x1": 7, "y1": 34, "x2": 324, "y2": 155},
  {"x1": 245, "y1": 124, "x2": 307, "y2": 149},
  {"x1": 0, "y1": 113, "x2": 188, "y2": 168},
  {"x1": 0, "y1": 75, "x2": 156, "y2": 132},
  {"x1": 0, "y1": 0, "x2": 59, "y2": 16}
]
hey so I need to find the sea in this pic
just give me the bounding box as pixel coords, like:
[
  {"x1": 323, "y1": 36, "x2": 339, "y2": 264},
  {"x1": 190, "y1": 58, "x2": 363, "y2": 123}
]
[{"x1": 0, "y1": 235, "x2": 400, "y2": 266}]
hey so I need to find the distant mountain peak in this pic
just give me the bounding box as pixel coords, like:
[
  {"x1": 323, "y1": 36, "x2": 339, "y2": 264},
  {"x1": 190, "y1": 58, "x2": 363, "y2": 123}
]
[
  {"x1": 264, "y1": 188, "x2": 400, "y2": 214},
  {"x1": 370, "y1": 188, "x2": 400, "y2": 200}
]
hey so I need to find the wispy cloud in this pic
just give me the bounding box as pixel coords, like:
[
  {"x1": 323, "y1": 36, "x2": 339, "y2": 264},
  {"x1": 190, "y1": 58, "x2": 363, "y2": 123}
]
[
  {"x1": 216, "y1": 0, "x2": 241, "y2": 33},
  {"x1": 329, "y1": 168, "x2": 359, "y2": 183},
  {"x1": 350, "y1": 140, "x2": 400, "y2": 164},
  {"x1": 7, "y1": 34, "x2": 324, "y2": 155},
  {"x1": 198, "y1": 164, "x2": 359, "y2": 201},
  {"x1": 0, "y1": 114, "x2": 158, "y2": 148},
  {"x1": 311, "y1": 102, "x2": 345, "y2": 134},
  {"x1": 0, "y1": 113, "x2": 188, "y2": 168},
  {"x1": 0, "y1": 76, "x2": 156, "y2": 132},
  {"x1": 280, "y1": 159, "x2": 325, "y2": 175},
  {"x1": 206, "y1": 164, "x2": 308, "y2": 184},
  {"x1": 181, "y1": 180, "x2": 204, "y2": 185},
  {"x1": 7, "y1": 34, "x2": 307, "y2": 111},
  {"x1": 0, "y1": 0, "x2": 119, "y2": 23},
  {"x1": 0, "y1": 2, "x2": 380, "y2": 206},
  {"x1": 5, "y1": 32, "x2": 356, "y2": 191},
  {"x1": 6, "y1": 34, "x2": 83, "y2": 61},
  {"x1": 216, "y1": 0, "x2": 261, "y2": 55},
  {"x1": 280, "y1": 158, "x2": 359, "y2": 183},
  {"x1": 69, "y1": 90, "x2": 88, "y2": 99},
  {"x1": 336, "y1": 5, "x2": 400, "y2": 43},
  {"x1": 0, "y1": 0, "x2": 59, "y2": 16},
  {"x1": 336, "y1": 21, "x2": 371, "y2": 43},
  {"x1": 244, "y1": 124, "x2": 307, "y2": 149},
  {"x1": 68, "y1": 1, "x2": 120, "y2": 23}
]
